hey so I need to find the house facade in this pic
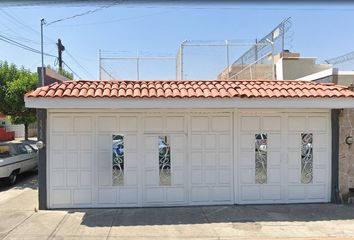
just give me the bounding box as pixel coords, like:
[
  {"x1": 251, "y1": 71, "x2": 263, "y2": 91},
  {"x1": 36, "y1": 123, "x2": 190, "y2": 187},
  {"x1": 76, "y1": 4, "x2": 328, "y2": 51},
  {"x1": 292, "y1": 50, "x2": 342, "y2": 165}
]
[{"x1": 25, "y1": 80, "x2": 354, "y2": 209}]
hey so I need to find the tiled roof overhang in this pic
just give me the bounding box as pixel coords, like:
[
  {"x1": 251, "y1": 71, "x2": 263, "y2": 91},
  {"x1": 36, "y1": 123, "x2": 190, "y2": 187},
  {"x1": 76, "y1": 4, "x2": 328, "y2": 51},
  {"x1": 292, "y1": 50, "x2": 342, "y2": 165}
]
[{"x1": 25, "y1": 80, "x2": 354, "y2": 99}]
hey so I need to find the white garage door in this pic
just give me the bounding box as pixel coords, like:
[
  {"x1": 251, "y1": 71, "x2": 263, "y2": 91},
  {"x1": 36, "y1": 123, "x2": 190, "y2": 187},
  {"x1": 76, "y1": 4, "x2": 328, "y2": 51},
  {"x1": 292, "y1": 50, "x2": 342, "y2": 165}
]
[
  {"x1": 48, "y1": 112, "x2": 234, "y2": 208},
  {"x1": 48, "y1": 110, "x2": 330, "y2": 208},
  {"x1": 238, "y1": 111, "x2": 330, "y2": 204}
]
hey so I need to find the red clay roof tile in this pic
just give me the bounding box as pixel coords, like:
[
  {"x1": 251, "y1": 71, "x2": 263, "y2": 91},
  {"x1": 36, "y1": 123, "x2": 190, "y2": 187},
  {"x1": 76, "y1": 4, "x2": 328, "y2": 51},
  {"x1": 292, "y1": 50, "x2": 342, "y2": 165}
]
[
  {"x1": 149, "y1": 88, "x2": 157, "y2": 97},
  {"x1": 25, "y1": 80, "x2": 354, "y2": 99},
  {"x1": 141, "y1": 88, "x2": 149, "y2": 98}
]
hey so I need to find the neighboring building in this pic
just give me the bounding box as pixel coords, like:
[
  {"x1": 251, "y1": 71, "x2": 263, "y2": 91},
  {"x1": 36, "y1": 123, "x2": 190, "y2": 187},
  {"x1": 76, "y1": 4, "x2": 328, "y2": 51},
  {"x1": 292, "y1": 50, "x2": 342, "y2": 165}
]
[
  {"x1": 299, "y1": 68, "x2": 354, "y2": 203},
  {"x1": 0, "y1": 113, "x2": 15, "y2": 141},
  {"x1": 297, "y1": 68, "x2": 354, "y2": 86},
  {"x1": 218, "y1": 62, "x2": 273, "y2": 80},
  {"x1": 275, "y1": 52, "x2": 332, "y2": 80},
  {"x1": 0, "y1": 113, "x2": 36, "y2": 140},
  {"x1": 25, "y1": 79, "x2": 354, "y2": 209},
  {"x1": 218, "y1": 51, "x2": 333, "y2": 81}
]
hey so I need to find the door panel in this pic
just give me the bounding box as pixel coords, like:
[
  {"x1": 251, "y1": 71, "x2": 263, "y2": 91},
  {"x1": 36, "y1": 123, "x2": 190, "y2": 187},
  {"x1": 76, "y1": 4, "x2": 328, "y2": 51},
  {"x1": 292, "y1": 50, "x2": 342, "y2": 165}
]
[
  {"x1": 285, "y1": 114, "x2": 330, "y2": 203},
  {"x1": 238, "y1": 113, "x2": 283, "y2": 204},
  {"x1": 96, "y1": 115, "x2": 140, "y2": 207},
  {"x1": 143, "y1": 133, "x2": 187, "y2": 206},
  {"x1": 142, "y1": 114, "x2": 187, "y2": 206},
  {"x1": 49, "y1": 115, "x2": 94, "y2": 208},
  {"x1": 189, "y1": 114, "x2": 233, "y2": 205}
]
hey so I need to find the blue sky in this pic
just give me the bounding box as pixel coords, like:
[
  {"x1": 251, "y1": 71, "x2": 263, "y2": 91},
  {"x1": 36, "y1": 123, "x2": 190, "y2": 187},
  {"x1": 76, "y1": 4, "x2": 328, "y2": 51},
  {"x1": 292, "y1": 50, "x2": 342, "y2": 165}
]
[{"x1": 1, "y1": 3, "x2": 354, "y2": 80}]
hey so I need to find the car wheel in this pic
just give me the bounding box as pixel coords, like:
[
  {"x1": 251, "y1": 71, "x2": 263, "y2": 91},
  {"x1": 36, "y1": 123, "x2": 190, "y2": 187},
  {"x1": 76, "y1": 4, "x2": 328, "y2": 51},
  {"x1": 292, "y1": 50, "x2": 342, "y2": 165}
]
[{"x1": 8, "y1": 171, "x2": 18, "y2": 185}]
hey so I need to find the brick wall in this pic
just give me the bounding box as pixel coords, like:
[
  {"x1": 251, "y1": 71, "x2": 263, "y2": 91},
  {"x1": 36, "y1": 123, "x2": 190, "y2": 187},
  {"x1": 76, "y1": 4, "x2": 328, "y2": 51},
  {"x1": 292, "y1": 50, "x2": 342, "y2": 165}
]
[{"x1": 339, "y1": 108, "x2": 354, "y2": 203}]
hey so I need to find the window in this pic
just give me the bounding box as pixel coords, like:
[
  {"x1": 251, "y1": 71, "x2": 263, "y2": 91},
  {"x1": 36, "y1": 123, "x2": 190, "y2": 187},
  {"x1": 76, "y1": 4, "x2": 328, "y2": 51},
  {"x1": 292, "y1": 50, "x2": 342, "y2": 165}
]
[
  {"x1": 159, "y1": 136, "x2": 171, "y2": 186},
  {"x1": 301, "y1": 133, "x2": 313, "y2": 184},
  {"x1": 24, "y1": 145, "x2": 34, "y2": 154},
  {"x1": 112, "y1": 134, "x2": 124, "y2": 186},
  {"x1": 0, "y1": 144, "x2": 10, "y2": 159},
  {"x1": 255, "y1": 133, "x2": 267, "y2": 184},
  {"x1": 11, "y1": 144, "x2": 28, "y2": 155}
]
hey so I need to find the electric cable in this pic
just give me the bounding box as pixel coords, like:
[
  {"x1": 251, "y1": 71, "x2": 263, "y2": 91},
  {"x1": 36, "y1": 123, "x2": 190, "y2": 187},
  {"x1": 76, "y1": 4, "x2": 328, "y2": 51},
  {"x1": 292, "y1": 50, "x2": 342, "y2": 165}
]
[
  {"x1": 0, "y1": 34, "x2": 56, "y2": 58},
  {"x1": 64, "y1": 50, "x2": 95, "y2": 79},
  {"x1": 62, "y1": 60, "x2": 82, "y2": 79},
  {"x1": 46, "y1": 1, "x2": 123, "y2": 26}
]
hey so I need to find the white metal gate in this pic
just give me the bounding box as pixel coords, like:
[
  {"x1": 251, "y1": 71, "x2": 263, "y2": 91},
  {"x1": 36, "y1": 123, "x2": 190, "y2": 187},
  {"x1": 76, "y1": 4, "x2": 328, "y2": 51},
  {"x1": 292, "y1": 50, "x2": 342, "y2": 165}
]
[
  {"x1": 48, "y1": 110, "x2": 330, "y2": 208},
  {"x1": 237, "y1": 111, "x2": 330, "y2": 204}
]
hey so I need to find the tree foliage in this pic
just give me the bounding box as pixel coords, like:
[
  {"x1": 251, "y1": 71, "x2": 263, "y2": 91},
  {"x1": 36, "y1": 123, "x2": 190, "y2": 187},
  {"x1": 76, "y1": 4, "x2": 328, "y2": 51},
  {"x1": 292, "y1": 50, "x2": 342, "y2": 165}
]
[
  {"x1": 0, "y1": 61, "x2": 38, "y2": 139},
  {"x1": 46, "y1": 65, "x2": 73, "y2": 80},
  {"x1": 58, "y1": 68, "x2": 74, "y2": 80}
]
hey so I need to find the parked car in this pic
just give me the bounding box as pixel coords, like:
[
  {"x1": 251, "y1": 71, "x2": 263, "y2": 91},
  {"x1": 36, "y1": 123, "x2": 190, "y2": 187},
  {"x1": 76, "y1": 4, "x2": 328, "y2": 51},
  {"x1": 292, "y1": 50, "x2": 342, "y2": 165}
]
[{"x1": 0, "y1": 141, "x2": 38, "y2": 185}]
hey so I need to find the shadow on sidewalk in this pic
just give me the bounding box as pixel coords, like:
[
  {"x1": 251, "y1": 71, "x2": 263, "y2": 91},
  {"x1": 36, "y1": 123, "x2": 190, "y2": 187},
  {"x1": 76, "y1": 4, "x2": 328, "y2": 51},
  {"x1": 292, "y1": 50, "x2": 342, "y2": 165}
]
[
  {"x1": 66, "y1": 203, "x2": 354, "y2": 227},
  {"x1": 0, "y1": 172, "x2": 38, "y2": 192}
]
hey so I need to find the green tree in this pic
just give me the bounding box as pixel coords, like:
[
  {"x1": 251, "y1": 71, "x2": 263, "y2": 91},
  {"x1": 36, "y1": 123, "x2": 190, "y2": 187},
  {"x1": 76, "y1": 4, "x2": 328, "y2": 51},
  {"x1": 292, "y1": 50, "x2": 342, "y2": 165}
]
[
  {"x1": 58, "y1": 68, "x2": 74, "y2": 80},
  {"x1": 0, "y1": 61, "x2": 37, "y2": 140}
]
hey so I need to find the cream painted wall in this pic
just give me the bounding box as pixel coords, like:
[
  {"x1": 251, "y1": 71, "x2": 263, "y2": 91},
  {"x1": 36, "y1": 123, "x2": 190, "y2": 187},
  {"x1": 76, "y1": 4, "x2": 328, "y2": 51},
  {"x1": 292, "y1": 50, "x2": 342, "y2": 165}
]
[{"x1": 281, "y1": 58, "x2": 332, "y2": 80}]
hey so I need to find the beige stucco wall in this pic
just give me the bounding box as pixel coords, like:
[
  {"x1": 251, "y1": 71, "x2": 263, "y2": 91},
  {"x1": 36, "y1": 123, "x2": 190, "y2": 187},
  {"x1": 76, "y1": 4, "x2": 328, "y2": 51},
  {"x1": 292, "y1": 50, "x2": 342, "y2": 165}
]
[
  {"x1": 281, "y1": 58, "x2": 332, "y2": 80},
  {"x1": 217, "y1": 64, "x2": 273, "y2": 80},
  {"x1": 339, "y1": 108, "x2": 354, "y2": 203},
  {"x1": 338, "y1": 75, "x2": 354, "y2": 86}
]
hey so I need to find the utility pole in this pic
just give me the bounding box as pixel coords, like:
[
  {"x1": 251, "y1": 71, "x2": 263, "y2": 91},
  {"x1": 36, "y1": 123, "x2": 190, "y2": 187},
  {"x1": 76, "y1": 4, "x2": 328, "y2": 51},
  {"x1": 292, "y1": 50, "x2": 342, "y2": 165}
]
[
  {"x1": 40, "y1": 18, "x2": 46, "y2": 86},
  {"x1": 136, "y1": 49, "x2": 139, "y2": 80},
  {"x1": 57, "y1": 38, "x2": 65, "y2": 71},
  {"x1": 99, "y1": 49, "x2": 101, "y2": 80}
]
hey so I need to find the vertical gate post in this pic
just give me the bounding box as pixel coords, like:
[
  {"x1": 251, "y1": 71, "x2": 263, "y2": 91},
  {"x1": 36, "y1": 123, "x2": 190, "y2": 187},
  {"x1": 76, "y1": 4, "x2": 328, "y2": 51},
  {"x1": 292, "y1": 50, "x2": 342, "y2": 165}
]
[{"x1": 37, "y1": 67, "x2": 48, "y2": 210}]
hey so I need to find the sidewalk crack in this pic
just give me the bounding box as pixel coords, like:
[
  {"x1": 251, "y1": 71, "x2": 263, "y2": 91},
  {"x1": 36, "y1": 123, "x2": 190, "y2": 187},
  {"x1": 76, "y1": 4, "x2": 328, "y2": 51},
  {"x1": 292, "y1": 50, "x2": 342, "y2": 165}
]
[
  {"x1": 47, "y1": 212, "x2": 69, "y2": 240},
  {"x1": 201, "y1": 207, "x2": 220, "y2": 239},
  {"x1": 2, "y1": 211, "x2": 35, "y2": 240},
  {"x1": 106, "y1": 209, "x2": 119, "y2": 240}
]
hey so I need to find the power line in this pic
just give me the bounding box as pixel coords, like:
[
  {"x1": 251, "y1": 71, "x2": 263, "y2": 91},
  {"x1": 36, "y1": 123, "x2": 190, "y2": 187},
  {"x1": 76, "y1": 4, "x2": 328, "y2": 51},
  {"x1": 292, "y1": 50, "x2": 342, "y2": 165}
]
[
  {"x1": 46, "y1": 1, "x2": 123, "y2": 26},
  {"x1": 0, "y1": 17, "x2": 44, "y2": 45},
  {"x1": 100, "y1": 66, "x2": 118, "y2": 80},
  {"x1": 64, "y1": 50, "x2": 95, "y2": 79},
  {"x1": 0, "y1": 32, "x2": 83, "y2": 80},
  {"x1": 0, "y1": 34, "x2": 57, "y2": 58},
  {"x1": 62, "y1": 60, "x2": 82, "y2": 79},
  {"x1": 0, "y1": 9, "x2": 56, "y2": 44},
  {"x1": 0, "y1": 9, "x2": 39, "y2": 35},
  {"x1": 114, "y1": 5, "x2": 354, "y2": 11},
  {"x1": 46, "y1": 5, "x2": 354, "y2": 12},
  {"x1": 53, "y1": 9, "x2": 175, "y2": 27},
  {"x1": 30, "y1": 45, "x2": 58, "y2": 70},
  {"x1": 0, "y1": 31, "x2": 41, "y2": 45}
]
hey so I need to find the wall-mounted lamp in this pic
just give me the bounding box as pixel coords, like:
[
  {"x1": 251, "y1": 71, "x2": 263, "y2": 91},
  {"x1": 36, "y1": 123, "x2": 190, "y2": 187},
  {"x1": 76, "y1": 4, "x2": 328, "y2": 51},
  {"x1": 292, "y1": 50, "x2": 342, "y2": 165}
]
[{"x1": 346, "y1": 136, "x2": 353, "y2": 145}]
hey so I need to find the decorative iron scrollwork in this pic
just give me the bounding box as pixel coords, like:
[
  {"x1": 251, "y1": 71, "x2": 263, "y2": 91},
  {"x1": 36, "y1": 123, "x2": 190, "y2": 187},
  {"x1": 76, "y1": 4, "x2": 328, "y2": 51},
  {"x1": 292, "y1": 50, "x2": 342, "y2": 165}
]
[
  {"x1": 159, "y1": 136, "x2": 171, "y2": 186},
  {"x1": 301, "y1": 133, "x2": 313, "y2": 184},
  {"x1": 255, "y1": 133, "x2": 267, "y2": 184},
  {"x1": 112, "y1": 134, "x2": 124, "y2": 186}
]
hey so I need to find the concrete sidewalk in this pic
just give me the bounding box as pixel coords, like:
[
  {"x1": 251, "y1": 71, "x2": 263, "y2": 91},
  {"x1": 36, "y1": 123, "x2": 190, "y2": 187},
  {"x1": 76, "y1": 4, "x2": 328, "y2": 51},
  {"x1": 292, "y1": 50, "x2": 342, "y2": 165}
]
[{"x1": 1, "y1": 178, "x2": 354, "y2": 239}]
